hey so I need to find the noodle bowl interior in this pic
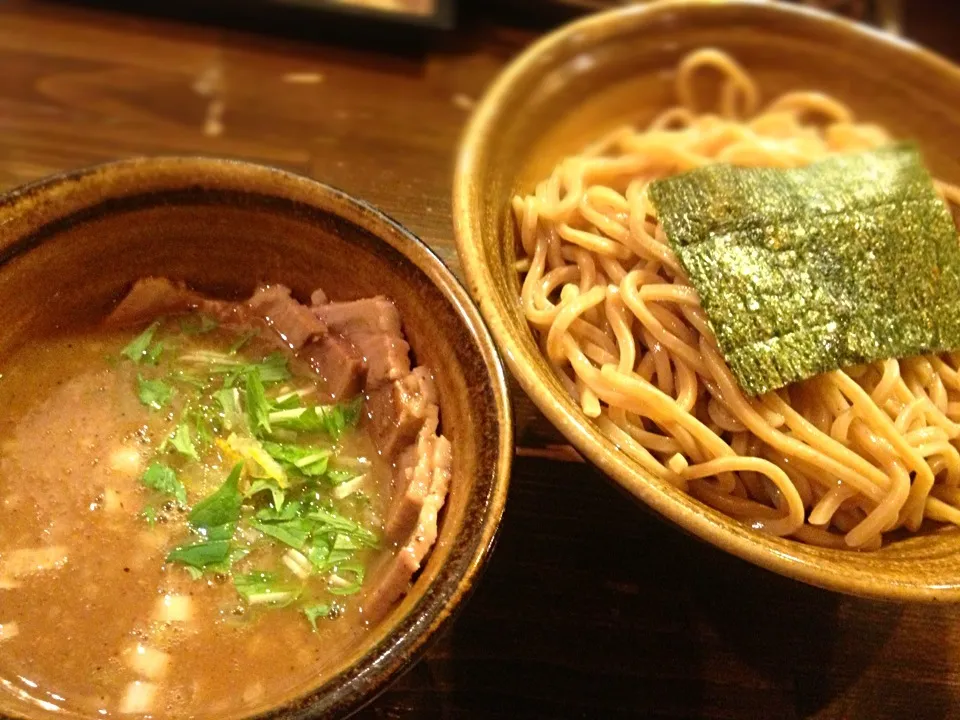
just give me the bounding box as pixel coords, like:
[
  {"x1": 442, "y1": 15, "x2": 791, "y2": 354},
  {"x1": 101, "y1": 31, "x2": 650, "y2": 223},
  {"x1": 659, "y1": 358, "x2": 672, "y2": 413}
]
[{"x1": 514, "y1": 49, "x2": 960, "y2": 551}]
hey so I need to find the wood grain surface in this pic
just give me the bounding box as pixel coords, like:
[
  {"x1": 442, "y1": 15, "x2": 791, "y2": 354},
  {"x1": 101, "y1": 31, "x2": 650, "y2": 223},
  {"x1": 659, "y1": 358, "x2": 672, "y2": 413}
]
[{"x1": 2, "y1": 1, "x2": 960, "y2": 717}]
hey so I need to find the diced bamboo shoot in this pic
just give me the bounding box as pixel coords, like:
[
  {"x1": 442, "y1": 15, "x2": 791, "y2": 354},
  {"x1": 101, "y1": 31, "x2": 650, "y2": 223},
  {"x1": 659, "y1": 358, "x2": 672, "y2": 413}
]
[
  {"x1": 0, "y1": 622, "x2": 18, "y2": 642},
  {"x1": 124, "y1": 644, "x2": 171, "y2": 680},
  {"x1": 119, "y1": 681, "x2": 157, "y2": 714},
  {"x1": 154, "y1": 594, "x2": 192, "y2": 623}
]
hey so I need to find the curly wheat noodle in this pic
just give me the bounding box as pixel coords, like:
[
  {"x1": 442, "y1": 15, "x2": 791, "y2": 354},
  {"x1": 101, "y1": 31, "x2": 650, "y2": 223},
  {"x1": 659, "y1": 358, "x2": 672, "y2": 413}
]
[{"x1": 513, "y1": 48, "x2": 960, "y2": 550}]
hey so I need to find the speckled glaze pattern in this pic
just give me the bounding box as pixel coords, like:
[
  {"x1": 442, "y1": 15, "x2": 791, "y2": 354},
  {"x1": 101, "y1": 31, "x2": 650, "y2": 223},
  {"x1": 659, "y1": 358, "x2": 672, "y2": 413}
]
[
  {"x1": 0, "y1": 157, "x2": 513, "y2": 719},
  {"x1": 453, "y1": 0, "x2": 960, "y2": 601}
]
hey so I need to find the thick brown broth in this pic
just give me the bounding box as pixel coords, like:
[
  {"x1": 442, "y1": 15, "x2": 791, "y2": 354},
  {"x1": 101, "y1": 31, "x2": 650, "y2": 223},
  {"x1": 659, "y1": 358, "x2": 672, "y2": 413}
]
[{"x1": 0, "y1": 324, "x2": 395, "y2": 719}]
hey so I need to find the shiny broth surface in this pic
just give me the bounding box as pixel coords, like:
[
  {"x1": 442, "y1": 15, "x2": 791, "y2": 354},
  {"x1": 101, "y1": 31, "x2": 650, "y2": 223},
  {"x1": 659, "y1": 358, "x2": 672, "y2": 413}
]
[{"x1": 0, "y1": 320, "x2": 393, "y2": 719}]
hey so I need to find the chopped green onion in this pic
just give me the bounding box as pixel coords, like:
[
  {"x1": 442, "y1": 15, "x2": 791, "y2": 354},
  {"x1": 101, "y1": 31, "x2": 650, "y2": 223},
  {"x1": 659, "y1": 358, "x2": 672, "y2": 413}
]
[
  {"x1": 233, "y1": 571, "x2": 301, "y2": 606},
  {"x1": 327, "y1": 562, "x2": 365, "y2": 596},
  {"x1": 326, "y1": 468, "x2": 361, "y2": 487},
  {"x1": 179, "y1": 351, "x2": 290, "y2": 384},
  {"x1": 244, "y1": 369, "x2": 272, "y2": 436},
  {"x1": 214, "y1": 387, "x2": 244, "y2": 432}
]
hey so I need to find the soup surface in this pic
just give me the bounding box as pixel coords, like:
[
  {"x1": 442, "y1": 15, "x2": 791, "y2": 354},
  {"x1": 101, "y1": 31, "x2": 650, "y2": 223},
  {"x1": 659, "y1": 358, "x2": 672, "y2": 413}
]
[{"x1": 0, "y1": 280, "x2": 451, "y2": 719}]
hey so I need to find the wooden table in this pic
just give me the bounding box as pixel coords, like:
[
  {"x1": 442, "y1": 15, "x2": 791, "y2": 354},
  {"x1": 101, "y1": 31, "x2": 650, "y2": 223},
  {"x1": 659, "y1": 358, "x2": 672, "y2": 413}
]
[{"x1": 2, "y1": 1, "x2": 960, "y2": 717}]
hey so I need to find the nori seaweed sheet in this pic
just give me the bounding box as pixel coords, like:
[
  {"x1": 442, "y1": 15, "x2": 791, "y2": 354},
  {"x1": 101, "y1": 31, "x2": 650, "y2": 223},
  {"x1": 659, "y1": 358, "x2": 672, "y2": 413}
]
[{"x1": 649, "y1": 144, "x2": 960, "y2": 396}]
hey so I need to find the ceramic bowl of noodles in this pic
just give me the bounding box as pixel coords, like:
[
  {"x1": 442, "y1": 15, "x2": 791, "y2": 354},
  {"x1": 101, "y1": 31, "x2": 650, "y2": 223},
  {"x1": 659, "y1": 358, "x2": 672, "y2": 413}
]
[{"x1": 454, "y1": 0, "x2": 960, "y2": 600}]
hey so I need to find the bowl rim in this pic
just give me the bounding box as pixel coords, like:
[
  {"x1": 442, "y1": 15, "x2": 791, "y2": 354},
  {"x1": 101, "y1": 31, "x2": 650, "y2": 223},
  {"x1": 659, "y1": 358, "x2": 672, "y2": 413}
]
[
  {"x1": 0, "y1": 155, "x2": 514, "y2": 718},
  {"x1": 453, "y1": 0, "x2": 960, "y2": 601}
]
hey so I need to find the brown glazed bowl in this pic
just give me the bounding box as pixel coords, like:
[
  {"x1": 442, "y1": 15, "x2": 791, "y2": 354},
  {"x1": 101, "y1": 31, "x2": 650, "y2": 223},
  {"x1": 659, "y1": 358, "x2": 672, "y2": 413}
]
[
  {"x1": 454, "y1": 0, "x2": 960, "y2": 600},
  {"x1": 0, "y1": 157, "x2": 512, "y2": 718}
]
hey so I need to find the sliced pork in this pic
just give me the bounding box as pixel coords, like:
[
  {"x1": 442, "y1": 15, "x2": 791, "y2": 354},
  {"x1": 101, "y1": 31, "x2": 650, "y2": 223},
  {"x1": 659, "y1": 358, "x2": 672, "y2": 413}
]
[
  {"x1": 107, "y1": 277, "x2": 228, "y2": 327},
  {"x1": 299, "y1": 334, "x2": 367, "y2": 401},
  {"x1": 313, "y1": 297, "x2": 410, "y2": 388},
  {"x1": 384, "y1": 406, "x2": 451, "y2": 544},
  {"x1": 366, "y1": 367, "x2": 438, "y2": 460},
  {"x1": 245, "y1": 285, "x2": 326, "y2": 350},
  {"x1": 363, "y1": 408, "x2": 452, "y2": 621}
]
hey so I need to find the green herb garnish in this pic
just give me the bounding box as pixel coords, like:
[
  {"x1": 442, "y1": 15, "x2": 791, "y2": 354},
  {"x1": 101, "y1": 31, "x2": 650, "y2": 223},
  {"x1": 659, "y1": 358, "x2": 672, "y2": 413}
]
[
  {"x1": 144, "y1": 341, "x2": 164, "y2": 365},
  {"x1": 166, "y1": 464, "x2": 243, "y2": 572},
  {"x1": 326, "y1": 468, "x2": 361, "y2": 486},
  {"x1": 268, "y1": 396, "x2": 363, "y2": 439},
  {"x1": 167, "y1": 370, "x2": 206, "y2": 390},
  {"x1": 180, "y1": 350, "x2": 290, "y2": 385},
  {"x1": 228, "y1": 329, "x2": 259, "y2": 355},
  {"x1": 244, "y1": 369, "x2": 272, "y2": 436},
  {"x1": 121, "y1": 321, "x2": 160, "y2": 364},
  {"x1": 189, "y1": 463, "x2": 243, "y2": 531},
  {"x1": 249, "y1": 517, "x2": 312, "y2": 550},
  {"x1": 307, "y1": 508, "x2": 379, "y2": 549},
  {"x1": 119, "y1": 315, "x2": 379, "y2": 613},
  {"x1": 650, "y1": 144, "x2": 960, "y2": 395},
  {"x1": 168, "y1": 421, "x2": 200, "y2": 461},
  {"x1": 137, "y1": 374, "x2": 174, "y2": 410},
  {"x1": 179, "y1": 313, "x2": 219, "y2": 335},
  {"x1": 302, "y1": 603, "x2": 330, "y2": 630},
  {"x1": 245, "y1": 479, "x2": 285, "y2": 511},
  {"x1": 327, "y1": 561, "x2": 365, "y2": 596},
  {"x1": 192, "y1": 410, "x2": 214, "y2": 448},
  {"x1": 234, "y1": 571, "x2": 301, "y2": 606},
  {"x1": 214, "y1": 387, "x2": 243, "y2": 431},
  {"x1": 141, "y1": 462, "x2": 187, "y2": 506},
  {"x1": 261, "y1": 441, "x2": 331, "y2": 477},
  {"x1": 167, "y1": 540, "x2": 233, "y2": 570}
]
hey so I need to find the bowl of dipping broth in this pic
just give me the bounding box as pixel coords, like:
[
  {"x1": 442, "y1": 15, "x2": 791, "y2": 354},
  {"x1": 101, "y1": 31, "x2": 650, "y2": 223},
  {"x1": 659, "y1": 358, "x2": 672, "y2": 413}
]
[{"x1": 0, "y1": 156, "x2": 512, "y2": 719}]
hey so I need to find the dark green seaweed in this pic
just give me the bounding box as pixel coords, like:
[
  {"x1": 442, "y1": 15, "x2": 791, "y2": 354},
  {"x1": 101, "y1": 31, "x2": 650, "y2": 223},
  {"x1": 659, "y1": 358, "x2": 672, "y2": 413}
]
[{"x1": 650, "y1": 144, "x2": 960, "y2": 396}]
